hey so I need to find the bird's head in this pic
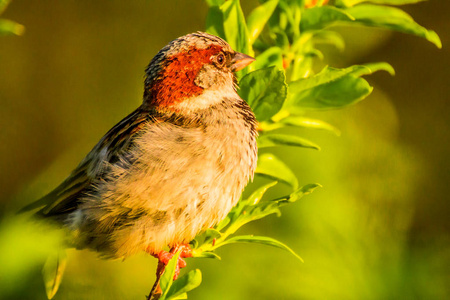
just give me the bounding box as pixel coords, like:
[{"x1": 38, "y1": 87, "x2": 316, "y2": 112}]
[{"x1": 143, "y1": 32, "x2": 254, "y2": 112}]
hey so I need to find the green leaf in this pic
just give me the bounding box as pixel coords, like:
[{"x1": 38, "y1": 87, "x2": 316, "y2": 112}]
[
  {"x1": 228, "y1": 198, "x2": 279, "y2": 228},
  {"x1": 290, "y1": 53, "x2": 314, "y2": 82},
  {"x1": 205, "y1": 6, "x2": 225, "y2": 39},
  {"x1": 214, "y1": 181, "x2": 278, "y2": 234},
  {"x1": 219, "y1": 235, "x2": 303, "y2": 262},
  {"x1": 255, "y1": 121, "x2": 285, "y2": 132},
  {"x1": 301, "y1": 6, "x2": 355, "y2": 31},
  {"x1": 286, "y1": 63, "x2": 393, "y2": 110},
  {"x1": 201, "y1": 228, "x2": 222, "y2": 245},
  {"x1": 346, "y1": 4, "x2": 442, "y2": 48},
  {"x1": 337, "y1": 0, "x2": 425, "y2": 7},
  {"x1": 166, "y1": 269, "x2": 202, "y2": 300},
  {"x1": 159, "y1": 251, "x2": 181, "y2": 299},
  {"x1": 300, "y1": 183, "x2": 322, "y2": 194},
  {"x1": 0, "y1": 19, "x2": 25, "y2": 36},
  {"x1": 228, "y1": 181, "x2": 279, "y2": 223},
  {"x1": 311, "y1": 30, "x2": 345, "y2": 51},
  {"x1": 221, "y1": 0, "x2": 252, "y2": 54},
  {"x1": 214, "y1": 215, "x2": 231, "y2": 232},
  {"x1": 239, "y1": 66, "x2": 287, "y2": 121},
  {"x1": 205, "y1": 0, "x2": 225, "y2": 7},
  {"x1": 244, "y1": 181, "x2": 278, "y2": 206},
  {"x1": 282, "y1": 183, "x2": 322, "y2": 203},
  {"x1": 225, "y1": 182, "x2": 318, "y2": 238},
  {"x1": 278, "y1": 1, "x2": 301, "y2": 38},
  {"x1": 289, "y1": 62, "x2": 394, "y2": 94},
  {"x1": 305, "y1": 48, "x2": 324, "y2": 60},
  {"x1": 0, "y1": 0, "x2": 11, "y2": 15},
  {"x1": 267, "y1": 183, "x2": 321, "y2": 205},
  {"x1": 280, "y1": 116, "x2": 341, "y2": 135},
  {"x1": 219, "y1": 198, "x2": 282, "y2": 237},
  {"x1": 288, "y1": 74, "x2": 373, "y2": 110},
  {"x1": 247, "y1": 0, "x2": 279, "y2": 44},
  {"x1": 272, "y1": 28, "x2": 290, "y2": 50},
  {"x1": 195, "y1": 183, "x2": 319, "y2": 254},
  {"x1": 249, "y1": 47, "x2": 284, "y2": 71},
  {"x1": 191, "y1": 250, "x2": 222, "y2": 260},
  {"x1": 42, "y1": 250, "x2": 67, "y2": 300},
  {"x1": 258, "y1": 133, "x2": 321, "y2": 150},
  {"x1": 256, "y1": 153, "x2": 298, "y2": 189},
  {"x1": 0, "y1": 217, "x2": 65, "y2": 297},
  {"x1": 168, "y1": 294, "x2": 187, "y2": 300},
  {"x1": 350, "y1": 62, "x2": 395, "y2": 77}
]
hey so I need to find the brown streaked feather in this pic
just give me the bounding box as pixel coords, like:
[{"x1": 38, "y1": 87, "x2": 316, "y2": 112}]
[{"x1": 19, "y1": 106, "x2": 156, "y2": 219}]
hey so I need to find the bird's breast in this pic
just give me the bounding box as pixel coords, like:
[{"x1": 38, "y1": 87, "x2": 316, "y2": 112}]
[{"x1": 78, "y1": 97, "x2": 257, "y2": 258}]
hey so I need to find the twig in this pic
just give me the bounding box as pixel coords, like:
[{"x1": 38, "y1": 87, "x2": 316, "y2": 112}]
[{"x1": 146, "y1": 261, "x2": 165, "y2": 300}]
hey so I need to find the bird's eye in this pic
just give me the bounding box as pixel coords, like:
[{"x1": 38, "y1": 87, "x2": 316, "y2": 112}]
[{"x1": 215, "y1": 53, "x2": 226, "y2": 66}]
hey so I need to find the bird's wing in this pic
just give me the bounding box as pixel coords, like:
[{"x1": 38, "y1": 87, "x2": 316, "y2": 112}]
[{"x1": 19, "y1": 106, "x2": 156, "y2": 218}]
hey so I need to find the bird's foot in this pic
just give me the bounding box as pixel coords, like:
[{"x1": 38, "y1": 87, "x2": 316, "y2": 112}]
[{"x1": 152, "y1": 244, "x2": 192, "y2": 280}]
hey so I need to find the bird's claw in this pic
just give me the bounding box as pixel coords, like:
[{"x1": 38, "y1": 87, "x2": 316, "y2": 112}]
[{"x1": 152, "y1": 244, "x2": 192, "y2": 280}]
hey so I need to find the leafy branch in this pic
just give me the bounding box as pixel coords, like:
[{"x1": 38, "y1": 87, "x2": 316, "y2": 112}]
[
  {"x1": 0, "y1": 0, "x2": 24, "y2": 36},
  {"x1": 152, "y1": 0, "x2": 442, "y2": 298}
]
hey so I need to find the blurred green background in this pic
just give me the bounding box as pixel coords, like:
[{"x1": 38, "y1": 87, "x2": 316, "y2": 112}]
[{"x1": 1, "y1": 0, "x2": 449, "y2": 299}]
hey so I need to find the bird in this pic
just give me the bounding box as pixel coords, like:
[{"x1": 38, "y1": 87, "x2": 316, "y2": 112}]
[{"x1": 20, "y1": 32, "x2": 258, "y2": 286}]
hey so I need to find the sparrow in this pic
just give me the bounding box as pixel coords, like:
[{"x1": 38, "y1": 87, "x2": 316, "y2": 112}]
[{"x1": 20, "y1": 32, "x2": 258, "y2": 276}]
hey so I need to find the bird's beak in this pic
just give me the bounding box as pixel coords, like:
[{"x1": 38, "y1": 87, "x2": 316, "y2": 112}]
[{"x1": 231, "y1": 52, "x2": 255, "y2": 72}]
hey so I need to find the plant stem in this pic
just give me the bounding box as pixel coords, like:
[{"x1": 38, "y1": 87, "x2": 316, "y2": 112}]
[{"x1": 146, "y1": 261, "x2": 165, "y2": 300}]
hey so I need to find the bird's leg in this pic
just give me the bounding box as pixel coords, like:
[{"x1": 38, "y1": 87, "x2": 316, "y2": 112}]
[
  {"x1": 147, "y1": 244, "x2": 192, "y2": 300},
  {"x1": 151, "y1": 243, "x2": 192, "y2": 280}
]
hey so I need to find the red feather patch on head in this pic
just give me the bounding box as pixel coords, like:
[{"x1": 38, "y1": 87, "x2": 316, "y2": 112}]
[{"x1": 148, "y1": 44, "x2": 223, "y2": 108}]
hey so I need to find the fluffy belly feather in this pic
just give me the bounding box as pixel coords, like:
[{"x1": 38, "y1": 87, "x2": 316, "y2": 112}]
[{"x1": 72, "y1": 102, "x2": 257, "y2": 259}]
